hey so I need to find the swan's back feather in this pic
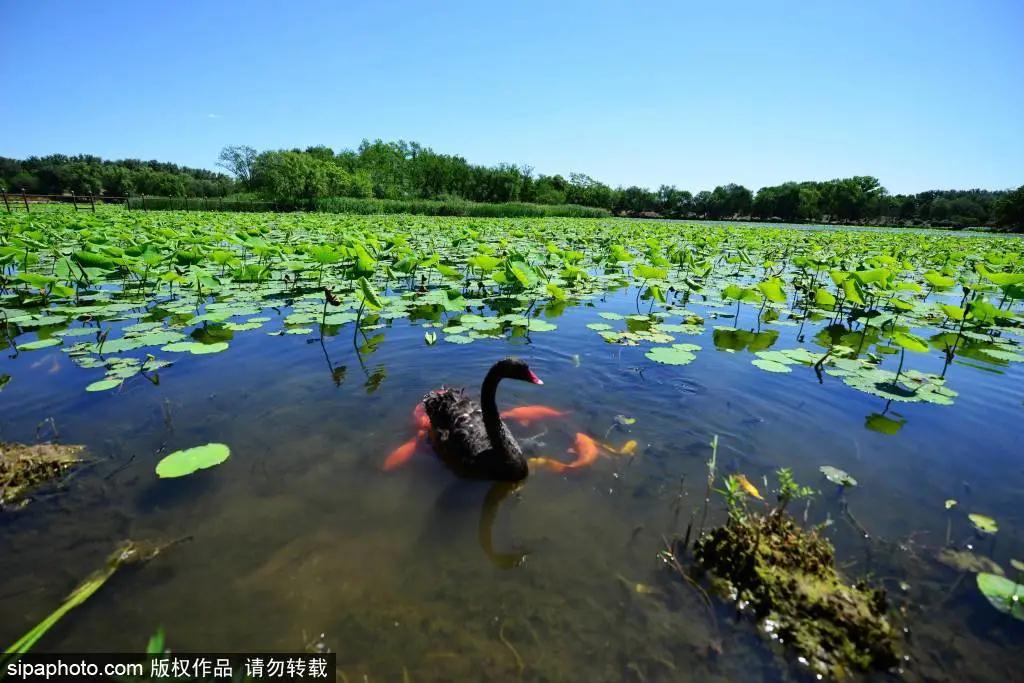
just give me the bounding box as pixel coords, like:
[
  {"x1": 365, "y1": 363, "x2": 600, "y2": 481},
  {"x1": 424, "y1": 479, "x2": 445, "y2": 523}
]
[{"x1": 422, "y1": 386, "x2": 527, "y2": 480}]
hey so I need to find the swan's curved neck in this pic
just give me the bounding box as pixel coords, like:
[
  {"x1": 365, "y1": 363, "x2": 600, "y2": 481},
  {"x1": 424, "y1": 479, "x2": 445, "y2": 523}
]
[{"x1": 481, "y1": 366, "x2": 511, "y2": 450}]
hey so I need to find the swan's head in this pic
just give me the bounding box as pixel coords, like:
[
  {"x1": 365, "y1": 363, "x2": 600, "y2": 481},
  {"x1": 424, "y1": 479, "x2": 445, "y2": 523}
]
[{"x1": 496, "y1": 357, "x2": 543, "y2": 385}]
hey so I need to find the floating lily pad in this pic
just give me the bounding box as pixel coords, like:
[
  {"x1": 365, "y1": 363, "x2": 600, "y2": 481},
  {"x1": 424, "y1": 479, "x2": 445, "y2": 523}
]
[
  {"x1": 56, "y1": 327, "x2": 100, "y2": 338},
  {"x1": 16, "y1": 338, "x2": 62, "y2": 351},
  {"x1": 779, "y1": 347, "x2": 820, "y2": 364},
  {"x1": 968, "y1": 513, "x2": 998, "y2": 535},
  {"x1": 645, "y1": 344, "x2": 698, "y2": 366},
  {"x1": 155, "y1": 443, "x2": 231, "y2": 478},
  {"x1": 980, "y1": 348, "x2": 1024, "y2": 363},
  {"x1": 225, "y1": 321, "x2": 263, "y2": 332},
  {"x1": 754, "y1": 350, "x2": 794, "y2": 365},
  {"x1": 752, "y1": 358, "x2": 792, "y2": 373},
  {"x1": 976, "y1": 573, "x2": 1024, "y2": 621},
  {"x1": 85, "y1": 378, "x2": 123, "y2": 392},
  {"x1": 161, "y1": 341, "x2": 229, "y2": 355},
  {"x1": 655, "y1": 323, "x2": 703, "y2": 335}
]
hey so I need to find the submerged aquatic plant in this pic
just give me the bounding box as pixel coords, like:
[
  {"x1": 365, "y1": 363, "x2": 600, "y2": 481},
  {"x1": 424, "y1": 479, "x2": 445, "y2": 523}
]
[{"x1": 1, "y1": 539, "x2": 182, "y2": 664}]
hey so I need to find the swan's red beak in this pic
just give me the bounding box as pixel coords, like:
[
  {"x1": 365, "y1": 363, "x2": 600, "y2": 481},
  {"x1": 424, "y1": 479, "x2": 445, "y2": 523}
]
[{"x1": 527, "y1": 370, "x2": 543, "y2": 385}]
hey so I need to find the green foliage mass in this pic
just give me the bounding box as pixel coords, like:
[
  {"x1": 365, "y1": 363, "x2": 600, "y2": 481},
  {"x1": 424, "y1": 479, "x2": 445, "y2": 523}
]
[{"x1": 4, "y1": 142, "x2": 1020, "y2": 229}]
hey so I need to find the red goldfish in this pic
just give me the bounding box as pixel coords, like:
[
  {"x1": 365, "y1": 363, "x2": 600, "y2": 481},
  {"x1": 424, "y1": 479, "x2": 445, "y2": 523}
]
[{"x1": 500, "y1": 405, "x2": 568, "y2": 426}]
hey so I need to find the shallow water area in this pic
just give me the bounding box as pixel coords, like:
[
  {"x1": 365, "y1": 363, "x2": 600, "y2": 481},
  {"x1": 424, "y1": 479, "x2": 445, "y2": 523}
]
[{"x1": 1, "y1": 210, "x2": 1023, "y2": 681}]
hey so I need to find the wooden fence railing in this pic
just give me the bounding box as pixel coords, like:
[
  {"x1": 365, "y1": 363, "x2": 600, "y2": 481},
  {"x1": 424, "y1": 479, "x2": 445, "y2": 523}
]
[{"x1": 0, "y1": 189, "x2": 276, "y2": 213}]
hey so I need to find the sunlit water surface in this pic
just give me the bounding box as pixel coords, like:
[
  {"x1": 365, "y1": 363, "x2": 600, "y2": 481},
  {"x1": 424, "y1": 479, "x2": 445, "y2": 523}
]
[{"x1": 1, "y1": 227, "x2": 1023, "y2": 682}]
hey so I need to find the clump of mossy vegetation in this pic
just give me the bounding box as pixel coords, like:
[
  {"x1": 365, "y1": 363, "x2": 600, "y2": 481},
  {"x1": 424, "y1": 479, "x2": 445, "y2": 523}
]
[
  {"x1": 0, "y1": 442, "x2": 84, "y2": 509},
  {"x1": 688, "y1": 467, "x2": 900, "y2": 678}
]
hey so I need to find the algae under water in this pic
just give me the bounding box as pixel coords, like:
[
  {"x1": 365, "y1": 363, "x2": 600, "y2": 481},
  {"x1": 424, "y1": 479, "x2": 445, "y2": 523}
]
[{"x1": 0, "y1": 208, "x2": 1022, "y2": 681}]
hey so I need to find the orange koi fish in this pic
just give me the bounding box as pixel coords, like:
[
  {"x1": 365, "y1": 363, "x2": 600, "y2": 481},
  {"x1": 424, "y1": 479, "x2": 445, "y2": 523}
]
[
  {"x1": 601, "y1": 439, "x2": 637, "y2": 456},
  {"x1": 529, "y1": 432, "x2": 602, "y2": 473},
  {"x1": 383, "y1": 429, "x2": 426, "y2": 471},
  {"x1": 413, "y1": 402, "x2": 430, "y2": 430},
  {"x1": 567, "y1": 432, "x2": 600, "y2": 468},
  {"x1": 383, "y1": 402, "x2": 433, "y2": 471},
  {"x1": 528, "y1": 456, "x2": 570, "y2": 473},
  {"x1": 500, "y1": 405, "x2": 568, "y2": 426}
]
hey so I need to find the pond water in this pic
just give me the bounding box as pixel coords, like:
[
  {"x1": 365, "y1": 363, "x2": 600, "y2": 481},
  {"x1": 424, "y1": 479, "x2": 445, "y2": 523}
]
[{"x1": 1, "y1": 211, "x2": 1022, "y2": 681}]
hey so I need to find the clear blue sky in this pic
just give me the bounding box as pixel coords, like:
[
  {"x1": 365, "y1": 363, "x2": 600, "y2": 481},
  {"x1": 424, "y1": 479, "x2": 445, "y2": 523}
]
[{"x1": 1, "y1": 1, "x2": 1021, "y2": 194}]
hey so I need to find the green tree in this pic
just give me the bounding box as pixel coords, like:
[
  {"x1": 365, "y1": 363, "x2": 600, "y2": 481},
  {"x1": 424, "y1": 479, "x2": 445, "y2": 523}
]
[
  {"x1": 995, "y1": 185, "x2": 1024, "y2": 230},
  {"x1": 216, "y1": 145, "x2": 257, "y2": 186}
]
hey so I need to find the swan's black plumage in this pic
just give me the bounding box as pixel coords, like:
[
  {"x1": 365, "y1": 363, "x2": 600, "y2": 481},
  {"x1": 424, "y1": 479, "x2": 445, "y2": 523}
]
[{"x1": 423, "y1": 358, "x2": 541, "y2": 481}]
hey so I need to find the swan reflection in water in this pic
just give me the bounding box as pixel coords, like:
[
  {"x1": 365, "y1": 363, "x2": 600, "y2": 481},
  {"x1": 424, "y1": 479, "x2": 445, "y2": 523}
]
[{"x1": 477, "y1": 480, "x2": 527, "y2": 569}]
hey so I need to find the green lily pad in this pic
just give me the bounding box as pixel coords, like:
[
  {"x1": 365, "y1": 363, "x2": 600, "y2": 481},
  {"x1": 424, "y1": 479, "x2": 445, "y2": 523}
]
[
  {"x1": 85, "y1": 378, "x2": 123, "y2": 392},
  {"x1": 225, "y1": 321, "x2": 263, "y2": 332},
  {"x1": 56, "y1": 327, "x2": 100, "y2": 338},
  {"x1": 968, "y1": 513, "x2": 998, "y2": 535},
  {"x1": 976, "y1": 573, "x2": 1024, "y2": 621},
  {"x1": 444, "y1": 334, "x2": 473, "y2": 344},
  {"x1": 161, "y1": 341, "x2": 229, "y2": 355},
  {"x1": 155, "y1": 443, "x2": 231, "y2": 478},
  {"x1": 655, "y1": 323, "x2": 703, "y2": 335},
  {"x1": 16, "y1": 338, "x2": 62, "y2": 351},
  {"x1": 645, "y1": 345, "x2": 697, "y2": 366},
  {"x1": 779, "y1": 348, "x2": 820, "y2": 364},
  {"x1": 752, "y1": 358, "x2": 792, "y2": 373},
  {"x1": 980, "y1": 348, "x2": 1024, "y2": 363}
]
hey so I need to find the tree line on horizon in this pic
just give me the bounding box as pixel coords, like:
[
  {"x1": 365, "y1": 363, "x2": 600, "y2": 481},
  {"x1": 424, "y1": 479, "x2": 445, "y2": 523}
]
[{"x1": 2, "y1": 141, "x2": 1021, "y2": 229}]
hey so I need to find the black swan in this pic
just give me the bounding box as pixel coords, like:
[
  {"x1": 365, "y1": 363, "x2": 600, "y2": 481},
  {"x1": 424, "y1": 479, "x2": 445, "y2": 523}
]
[{"x1": 423, "y1": 357, "x2": 543, "y2": 481}]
